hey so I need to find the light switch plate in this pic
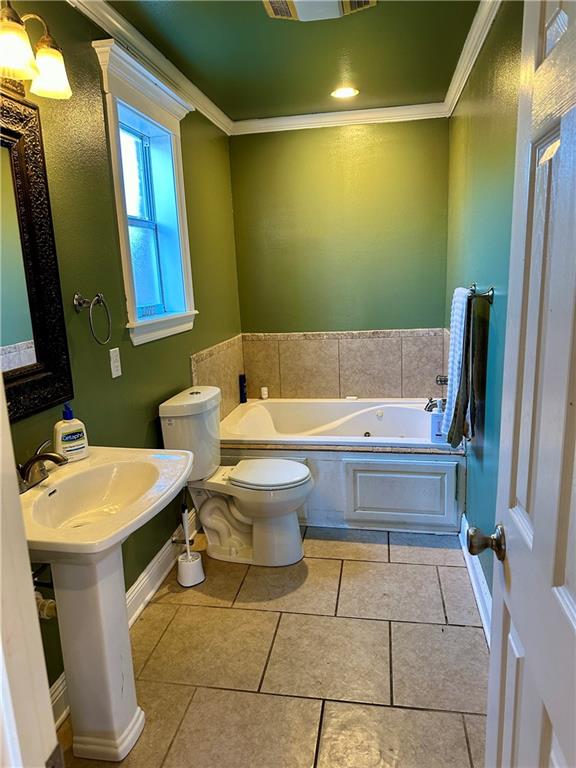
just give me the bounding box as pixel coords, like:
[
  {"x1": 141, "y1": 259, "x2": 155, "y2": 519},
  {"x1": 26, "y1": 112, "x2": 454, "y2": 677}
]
[{"x1": 109, "y1": 347, "x2": 122, "y2": 378}]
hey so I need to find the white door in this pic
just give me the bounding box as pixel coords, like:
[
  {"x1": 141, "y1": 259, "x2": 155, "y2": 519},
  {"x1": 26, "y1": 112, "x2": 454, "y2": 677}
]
[
  {"x1": 0, "y1": 383, "x2": 61, "y2": 766},
  {"x1": 484, "y1": 1, "x2": 576, "y2": 766}
]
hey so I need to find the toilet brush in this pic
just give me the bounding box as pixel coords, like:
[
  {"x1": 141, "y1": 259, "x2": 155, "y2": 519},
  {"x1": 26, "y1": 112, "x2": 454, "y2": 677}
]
[{"x1": 177, "y1": 493, "x2": 205, "y2": 588}]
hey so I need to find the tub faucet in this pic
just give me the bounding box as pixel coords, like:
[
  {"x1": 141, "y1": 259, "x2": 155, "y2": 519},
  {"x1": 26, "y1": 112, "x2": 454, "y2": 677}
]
[
  {"x1": 425, "y1": 398, "x2": 446, "y2": 412},
  {"x1": 17, "y1": 440, "x2": 68, "y2": 494}
]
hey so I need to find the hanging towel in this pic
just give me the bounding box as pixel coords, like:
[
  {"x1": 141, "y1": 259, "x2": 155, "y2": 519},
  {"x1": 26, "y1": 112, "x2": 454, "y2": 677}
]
[
  {"x1": 448, "y1": 303, "x2": 472, "y2": 448},
  {"x1": 468, "y1": 298, "x2": 490, "y2": 441},
  {"x1": 442, "y1": 287, "x2": 472, "y2": 441}
]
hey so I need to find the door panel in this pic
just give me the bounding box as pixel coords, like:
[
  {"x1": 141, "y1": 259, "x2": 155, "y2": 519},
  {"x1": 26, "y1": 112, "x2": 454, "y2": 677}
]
[{"x1": 486, "y1": 3, "x2": 575, "y2": 766}]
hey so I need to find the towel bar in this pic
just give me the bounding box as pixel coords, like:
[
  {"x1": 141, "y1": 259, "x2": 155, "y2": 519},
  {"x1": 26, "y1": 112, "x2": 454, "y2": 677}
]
[{"x1": 469, "y1": 283, "x2": 494, "y2": 304}]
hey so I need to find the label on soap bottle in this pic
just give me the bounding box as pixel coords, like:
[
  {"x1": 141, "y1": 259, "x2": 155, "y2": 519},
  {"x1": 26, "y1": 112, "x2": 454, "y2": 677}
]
[{"x1": 60, "y1": 428, "x2": 87, "y2": 456}]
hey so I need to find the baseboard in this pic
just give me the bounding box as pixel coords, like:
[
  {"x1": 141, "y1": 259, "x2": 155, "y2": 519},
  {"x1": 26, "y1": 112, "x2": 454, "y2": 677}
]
[
  {"x1": 50, "y1": 673, "x2": 69, "y2": 730},
  {"x1": 125, "y1": 507, "x2": 197, "y2": 626},
  {"x1": 459, "y1": 515, "x2": 492, "y2": 647},
  {"x1": 50, "y1": 508, "x2": 197, "y2": 728}
]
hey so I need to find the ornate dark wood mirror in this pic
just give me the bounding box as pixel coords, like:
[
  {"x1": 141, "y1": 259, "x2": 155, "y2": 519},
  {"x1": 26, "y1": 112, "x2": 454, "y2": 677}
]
[{"x1": 1, "y1": 82, "x2": 73, "y2": 421}]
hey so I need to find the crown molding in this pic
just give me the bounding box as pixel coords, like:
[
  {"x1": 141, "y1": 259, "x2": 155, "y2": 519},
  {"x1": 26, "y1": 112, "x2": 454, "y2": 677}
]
[
  {"x1": 230, "y1": 101, "x2": 449, "y2": 135},
  {"x1": 92, "y1": 39, "x2": 191, "y2": 121},
  {"x1": 444, "y1": 0, "x2": 502, "y2": 114},
  {"x1": 68, "y1": 0, "x2": 501, "y2": 136},
  {"x1": 66, "y1": 0, "x2": 234, "y2": 135}
]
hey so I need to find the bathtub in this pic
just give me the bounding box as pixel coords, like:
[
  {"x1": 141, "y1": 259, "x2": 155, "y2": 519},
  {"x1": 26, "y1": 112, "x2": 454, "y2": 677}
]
[
  {"x1": 221, "y1": 398, "x2": 446, "y2": 449},
  {"x1": 218, "y1": 399, "x2": 465, "y2": 534}
]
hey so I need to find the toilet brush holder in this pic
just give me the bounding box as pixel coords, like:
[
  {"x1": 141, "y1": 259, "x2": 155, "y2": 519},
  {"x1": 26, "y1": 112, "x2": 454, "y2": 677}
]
[{"x1": 177, "y1": 552, "x2": 205, "y2": 587}]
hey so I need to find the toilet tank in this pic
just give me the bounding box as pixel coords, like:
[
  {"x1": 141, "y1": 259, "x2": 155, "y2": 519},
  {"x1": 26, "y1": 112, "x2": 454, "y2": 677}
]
[{"x1": 159, "y1": 386, "x2": 221, "y2": 481}]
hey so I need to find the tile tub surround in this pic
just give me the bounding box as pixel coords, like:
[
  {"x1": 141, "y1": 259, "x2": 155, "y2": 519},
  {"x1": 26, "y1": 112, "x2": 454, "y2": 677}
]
[
  {"x1": 59, "y1": 528, "x2": 488, "y2": 767},
  {"x1": 243, "y1": 329, "x2": 447, "y2": 399},
  {"x1": 190, "y1": 329, "x2": 449, "y2": 413},
  {"x1": 191, "y1": 334, "x2": 244, "y2": 417}
]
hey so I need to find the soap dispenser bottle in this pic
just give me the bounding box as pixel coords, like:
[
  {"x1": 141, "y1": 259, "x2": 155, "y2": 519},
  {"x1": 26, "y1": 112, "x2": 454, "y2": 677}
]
[
  {"x1": 430, "y1": 399, "x2": 445, "y2": 444},
  {"x1": 54, "y1": 403, "x2": 89, "y2": 461}
]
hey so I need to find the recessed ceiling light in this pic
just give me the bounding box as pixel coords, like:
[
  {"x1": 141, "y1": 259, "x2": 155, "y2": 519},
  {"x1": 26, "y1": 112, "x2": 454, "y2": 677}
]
[{"x1": 331, "y1": 86, "x2": 359, "y2": 99}]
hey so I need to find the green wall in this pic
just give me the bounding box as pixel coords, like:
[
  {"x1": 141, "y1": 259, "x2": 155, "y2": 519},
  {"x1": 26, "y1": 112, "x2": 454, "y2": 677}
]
[
  {"x1": 11, "y1": 0, "x2": 240, "y2": 683},
  {"x1": 230, "y1": 120, "x2": 449, "y2": 331},
  {"x1": 1, "y1": 150, "x2": 34, "y2": 346},
  {"x1": 445, "y1": 0, "x2": 523, "y2": 588},
  {"x1": 7, "y1": 0, "x2": 523, "y2": 688}
]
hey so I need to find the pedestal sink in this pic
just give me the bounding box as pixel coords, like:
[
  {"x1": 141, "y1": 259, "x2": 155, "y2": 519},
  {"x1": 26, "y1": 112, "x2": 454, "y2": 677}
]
[{"x1": 20, "y1": 446, "x2": 193, "y2": 761}]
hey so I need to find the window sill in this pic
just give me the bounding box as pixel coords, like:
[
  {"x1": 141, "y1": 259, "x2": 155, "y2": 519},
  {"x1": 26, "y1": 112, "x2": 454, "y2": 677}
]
[{"x1": 127, "y1": 310, "x2": 199, "y2": 346}]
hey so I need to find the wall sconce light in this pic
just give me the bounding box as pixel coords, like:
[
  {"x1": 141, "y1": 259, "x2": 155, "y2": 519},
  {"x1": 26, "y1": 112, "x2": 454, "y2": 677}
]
[{"x1": 0, "y1": 1, "x2": 72, "y2": 99}]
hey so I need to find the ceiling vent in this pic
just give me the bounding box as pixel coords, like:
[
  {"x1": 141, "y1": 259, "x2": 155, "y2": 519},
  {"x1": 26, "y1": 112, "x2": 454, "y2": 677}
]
[{"x1": 263, "y1": 0, "x2": 376, "y2": 22}]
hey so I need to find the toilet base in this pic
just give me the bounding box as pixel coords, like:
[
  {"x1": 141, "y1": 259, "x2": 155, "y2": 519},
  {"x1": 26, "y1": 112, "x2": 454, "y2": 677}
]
[
  {"x1": 199, "y1": 494, "x2": 304, "y2": 567},
  {"x1": 252, "y1": 513, "x2": 304, "y2": 566}
]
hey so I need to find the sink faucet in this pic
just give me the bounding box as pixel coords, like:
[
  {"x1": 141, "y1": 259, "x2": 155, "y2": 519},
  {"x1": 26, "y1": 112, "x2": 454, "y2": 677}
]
[{"x1": 17, "y1": 440, "x2": 68, "y2": 494}]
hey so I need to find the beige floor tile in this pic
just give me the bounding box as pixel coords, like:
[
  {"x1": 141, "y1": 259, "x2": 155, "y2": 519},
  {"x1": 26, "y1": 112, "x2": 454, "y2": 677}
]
[
  {"x1": 234, "y1": 557, "x2": 341, "y2": 615},
  {"x1": 465, "y1": 714, "x2": 487, "y2": 768},
  {"x1": 392, "y1": 622, "x2": 489, "y2": 713},
  {"x1": 59, "y1": 680, "x2": 194, "y2": 768},
  {"x1": 139, "y1": 605, "x2": 279, "y2": 691},
  {"x1": 262, "y1": 613, "x2": 390, "y2": 704},
  {"x1": 130, "y1": 603, "x2": 178, "y2": 676},
  {"x1": 439, "y1": 566, "x2": 482, "y2": 626},
  {"x1": 153, "y1": 556, "x2": 248, "y2": 608},
  {"x1": 317, "y1": 702, "x2": 471, "y2": 768},
  {"x1": 163, "y1": 687, "x2": 321, "y2": 768},
  {"x1": 304, "y1": 527, "x2": 389, "y2": 561},
  {"x1": 390, "y1": 532, "x2": 465, "y2": 566},
  {"x1": 338, "y1": 561, "x2": 445, "y2": 623}
]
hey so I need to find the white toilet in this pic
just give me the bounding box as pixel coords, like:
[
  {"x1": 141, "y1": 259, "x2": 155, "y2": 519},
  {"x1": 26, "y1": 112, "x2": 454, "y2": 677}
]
[{"x1": 159, "y1": 386, "x2": 313, "y2": 566}]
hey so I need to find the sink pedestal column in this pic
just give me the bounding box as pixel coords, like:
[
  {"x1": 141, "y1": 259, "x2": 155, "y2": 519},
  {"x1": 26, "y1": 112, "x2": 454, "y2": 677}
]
[{"x1": 51, "y1": 546, "x2": 145, "y2": 760}]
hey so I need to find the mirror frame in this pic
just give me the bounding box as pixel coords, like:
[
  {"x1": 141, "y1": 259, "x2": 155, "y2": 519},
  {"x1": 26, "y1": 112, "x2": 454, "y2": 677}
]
[{"x1": 1, "y1": 83, "x2": 73, "y2": 421}]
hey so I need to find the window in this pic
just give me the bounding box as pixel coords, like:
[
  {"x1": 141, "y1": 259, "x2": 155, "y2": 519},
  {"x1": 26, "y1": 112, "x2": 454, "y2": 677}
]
[
  {"x1": 118, "y1": 106, "x2": 187, "y2": 321},
  {"x1": 94, "y1": 40, "x2": 197, "y2": 345}
]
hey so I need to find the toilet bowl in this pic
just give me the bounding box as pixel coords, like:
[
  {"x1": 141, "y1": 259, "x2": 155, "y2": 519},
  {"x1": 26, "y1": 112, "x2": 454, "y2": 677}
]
[
  {"x1": 160, "y1": 387, "x2": 314, "y2": 566},
  {"x1": 192, "y1": 460, "x2": 313, "y2": 566}
]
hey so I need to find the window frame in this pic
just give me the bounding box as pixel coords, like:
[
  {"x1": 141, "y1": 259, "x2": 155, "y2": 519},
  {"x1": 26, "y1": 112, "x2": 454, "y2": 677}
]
[{"x1": 93, "y1": 40, "x2": 197, "y2": 346}]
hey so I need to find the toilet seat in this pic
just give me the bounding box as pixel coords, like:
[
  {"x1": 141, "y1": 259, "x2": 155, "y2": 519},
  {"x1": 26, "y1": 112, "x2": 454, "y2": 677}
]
[{"x1": 228, "y1": 459, "x2": 311, "y2": 491}]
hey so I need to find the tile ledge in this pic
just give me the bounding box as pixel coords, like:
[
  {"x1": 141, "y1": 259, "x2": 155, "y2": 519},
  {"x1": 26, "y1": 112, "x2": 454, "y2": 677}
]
[{"x1": 243, "y1": 329, "x2": 445, "y2": 341}]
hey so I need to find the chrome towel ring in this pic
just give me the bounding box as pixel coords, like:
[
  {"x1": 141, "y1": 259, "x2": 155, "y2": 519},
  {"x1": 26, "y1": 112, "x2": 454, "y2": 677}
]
[{"x1": 73, "y1": 291, "x2": 112, "y2": 346}]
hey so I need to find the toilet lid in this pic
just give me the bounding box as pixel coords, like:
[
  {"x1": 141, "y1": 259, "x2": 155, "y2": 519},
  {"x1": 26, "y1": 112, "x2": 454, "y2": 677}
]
[{"x1": 228, "y1": 459, "x2": 311, "y2": 490}]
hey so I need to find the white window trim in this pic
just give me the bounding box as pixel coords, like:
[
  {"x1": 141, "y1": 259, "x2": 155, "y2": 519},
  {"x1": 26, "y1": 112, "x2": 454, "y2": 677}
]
[{"x1": 93, "y1": 39, "x2": 198, "y2": 346}]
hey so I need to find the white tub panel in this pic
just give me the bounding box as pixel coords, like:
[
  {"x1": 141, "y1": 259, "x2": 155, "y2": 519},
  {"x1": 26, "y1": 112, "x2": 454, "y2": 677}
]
[
  {"x1": 222, "y1": 448, "x2": 463, "y2": 533},
  {"x1": 345, "y1": 459, "x2": 458, "y2": 531}
]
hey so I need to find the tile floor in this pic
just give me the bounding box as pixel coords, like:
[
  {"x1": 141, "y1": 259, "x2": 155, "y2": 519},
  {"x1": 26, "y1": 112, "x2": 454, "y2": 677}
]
[{"x1": 59, "y1": 528, "x2": 488, "y2": 768}]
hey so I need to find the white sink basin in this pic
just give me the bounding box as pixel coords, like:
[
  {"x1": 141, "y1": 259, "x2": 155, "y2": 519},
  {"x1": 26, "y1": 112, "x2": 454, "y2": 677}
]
[
  {"x1": 19, "y1": 445, "x2": 193, "y2": 761},
  {"x1": 21, "y1": 445, "x2": 193, "y2": 559}
]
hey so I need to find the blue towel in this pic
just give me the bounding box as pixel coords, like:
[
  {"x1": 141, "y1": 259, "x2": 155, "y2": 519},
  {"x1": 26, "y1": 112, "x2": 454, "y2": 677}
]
[{"x1": 442, "y1": 287, "x2": 472, "y2": 439}]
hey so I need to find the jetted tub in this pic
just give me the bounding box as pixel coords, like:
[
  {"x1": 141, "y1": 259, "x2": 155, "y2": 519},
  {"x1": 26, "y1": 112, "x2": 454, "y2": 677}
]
[
  {"x1": 221, "y1": 398, "x2": 445, "y2": 448},
  {"x1": 218, "y1": 399, "x2": 466, "y2": 534}
]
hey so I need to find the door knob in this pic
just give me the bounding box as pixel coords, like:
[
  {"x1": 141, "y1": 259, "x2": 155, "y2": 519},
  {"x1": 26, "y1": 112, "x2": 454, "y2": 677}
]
[{"x1": 467, "y1": 524, "x2": 506, "y2": 561}]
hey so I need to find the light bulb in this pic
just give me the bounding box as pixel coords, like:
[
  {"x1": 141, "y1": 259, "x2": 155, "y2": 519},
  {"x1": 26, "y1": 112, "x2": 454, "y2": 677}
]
[
  {"x1": 330, "y1": 87, "x2": 359, "y2": 99},
  {"x1": 0, "y1": 18, "x2": 39, "y2": 80},
  {"x1": 30, "y1": 45, "x2": 72, "y2": 100}
]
